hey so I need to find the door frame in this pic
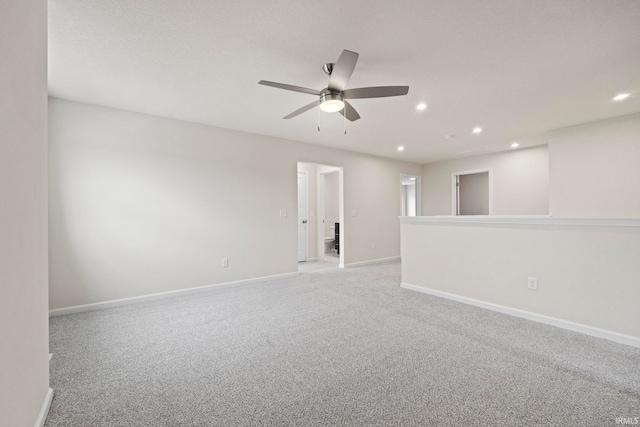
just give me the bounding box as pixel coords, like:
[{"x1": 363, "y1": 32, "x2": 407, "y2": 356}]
[
  {"x1": 451, "y1": 168, "x2": 492, "y2": 215},
  {"x1": 317, "y1": 167, "x2": 344, "y2": 267},
  {"x1": 400, "y1": 174, "x2": 421, "y2": 216}
]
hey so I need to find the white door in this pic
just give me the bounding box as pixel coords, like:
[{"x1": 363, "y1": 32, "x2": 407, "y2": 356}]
[{"x1": 297, "y1": 172, "x2": 308, "y2": 262}]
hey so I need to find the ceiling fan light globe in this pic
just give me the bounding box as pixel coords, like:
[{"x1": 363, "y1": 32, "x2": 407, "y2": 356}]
[
  {"x1": 320, "y1": 99, "x2": 345, "y2": 112},
  {"x1": 319, "y1": 92, "x2": 345, "y2": 112}
]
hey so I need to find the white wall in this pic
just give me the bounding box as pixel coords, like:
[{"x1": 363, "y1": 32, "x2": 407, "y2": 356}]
[
  {"x1": 422, "y1": 145, "x2": 549, "y2": 215},
  {"x1": 401, "y1": 219, "x2": 640, "y2": 341},
  {"x1": 0, "y1": 0, "x2": 51, "y2": 425},
  {"x1": 49, "y1": 98, "x2": 422, "y2": 309},
  {"x1": 549, "y1": 113, "x2": 640, "y2": 218}
]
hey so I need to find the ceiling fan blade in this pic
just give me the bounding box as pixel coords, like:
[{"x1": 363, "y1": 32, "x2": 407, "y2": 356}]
[
  {"x1": 283, "y1": 100, "x2": 318, "y2": 119},
  {"x1": 328, "y1": 50, "x2": 359, "y2": 92},
  {"x1": 340, "y1": 101, "x2": 361, "y2": 122},
  {"x1": 258, "y1": 80, "x2": 320, "y2": 96},
  {"x1": 343, "y1": 86, "x2": 409, "y2": 99}
]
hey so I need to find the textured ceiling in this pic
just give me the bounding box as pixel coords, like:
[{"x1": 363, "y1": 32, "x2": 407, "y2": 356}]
[{"x1": 48, "y1": 0, "x2": 640, "y2": 163}]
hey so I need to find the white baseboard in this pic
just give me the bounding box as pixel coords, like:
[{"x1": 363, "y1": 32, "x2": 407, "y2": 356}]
[
  {"x1": 343, "y1": 256, "x2": 401, "y2": 268},
  {"x1": 401, "y1": 282, "x2": 640, "y2": 349},
  {"x1": 34, "y1": 388, "x2": 53, "y2": 427},
  {"x1": 49, "y1": 272, "x2": 299, "y2": 317}
]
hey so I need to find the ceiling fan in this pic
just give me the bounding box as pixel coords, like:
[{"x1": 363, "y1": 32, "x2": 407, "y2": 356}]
[{"x1": 258, "y1": 49, "x2": 409, "y2": 122}]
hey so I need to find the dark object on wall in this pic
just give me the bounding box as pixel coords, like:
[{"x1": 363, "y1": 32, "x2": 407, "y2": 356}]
[{"x1": 335, "y1": 222, "x2": 340, "y2": 255}]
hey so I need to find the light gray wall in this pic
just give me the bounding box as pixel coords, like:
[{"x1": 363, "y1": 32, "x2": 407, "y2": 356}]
[
  {"x1": 549, "y1": 113, "x2": 640, "y2": 218},
  {"x1": 49, "y1": 98, "x2": 422, "y2": 309},
  {"x1": 422, "y1": 145, "x2": 549, "y2": 216},
  {"x1": 0, "y1": 0, "x2": 50, "y2": 425}
]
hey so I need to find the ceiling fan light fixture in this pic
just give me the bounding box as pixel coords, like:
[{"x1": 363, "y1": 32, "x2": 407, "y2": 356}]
[
  {"x1": 259, "y1": 50, "x2": 409, "y2": 122},
  {"x1": 319, "y1": 92, "x2": 345, "y2": 112}
]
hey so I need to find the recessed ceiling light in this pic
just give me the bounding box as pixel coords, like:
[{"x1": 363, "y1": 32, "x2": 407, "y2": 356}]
[
  {"x1": 511, "y1": 142, "x2": 520, "y2": 148},
  {"x1": 397, "y1": 146, "x2": 405, "y2": 151},
  {"x1": 416, "y1": 103, "x2": 427, "y2": 110},
  {"x1": 613, "y1": 93, "x2": 630, "y2": 101},
  {"x1": 473, "y1": 127, "x2": 482, "y2": 134}
]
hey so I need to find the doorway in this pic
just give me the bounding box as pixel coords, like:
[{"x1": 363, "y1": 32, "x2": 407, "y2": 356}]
[
  {"x1": 319, "y1": 168, "x2": 341, "y2": 263},
  {"x1": 401, "y1": 174, "x2": 421, "y2": 216},
  {"x1": 297, "y1": 162, "x2": 344, "y2": 268},
  {"x1": 451, "y1": 169, "x2": 492, "y2": 215}
]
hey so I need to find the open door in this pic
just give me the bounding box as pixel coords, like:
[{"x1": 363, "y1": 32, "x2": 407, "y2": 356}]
[{"x1": 297, "y1": 171, "x2": 308, "y2": 262}]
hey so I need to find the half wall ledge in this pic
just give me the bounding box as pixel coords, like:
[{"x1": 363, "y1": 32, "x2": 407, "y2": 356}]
[{"x1": 399, "y1": 215, "x2": 640, "y2": 227}]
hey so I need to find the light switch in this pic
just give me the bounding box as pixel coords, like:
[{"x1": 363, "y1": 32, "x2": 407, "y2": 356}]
[{"x1": 351, "y1": 210, "x2": 357, "y2": 217}]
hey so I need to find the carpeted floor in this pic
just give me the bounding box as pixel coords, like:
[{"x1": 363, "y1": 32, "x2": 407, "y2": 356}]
[{"x1": 46, "y1": 260, "x2": 640, "y2": 426}]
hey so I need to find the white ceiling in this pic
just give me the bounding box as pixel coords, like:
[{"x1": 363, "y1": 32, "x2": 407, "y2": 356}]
[{"x1": 48, "y1": 0, "x2": 640, "y2": 164}]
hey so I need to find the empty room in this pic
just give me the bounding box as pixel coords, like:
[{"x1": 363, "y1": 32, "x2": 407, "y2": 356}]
[{"x1": 2, "y1": 1, "x2": 640, "y2": 426}]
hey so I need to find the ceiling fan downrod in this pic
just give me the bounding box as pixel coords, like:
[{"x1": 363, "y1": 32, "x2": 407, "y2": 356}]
[{"x1": 322, "y1": 63, "x2": 334, "y2": 76}]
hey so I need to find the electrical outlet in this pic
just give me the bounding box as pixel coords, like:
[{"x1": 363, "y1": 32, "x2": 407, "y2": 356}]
[
  {"x1": 527, "y1": 277, "x2": 537, "y2": 290},
  {"x1": 222, "y1": 258, "x2": 229, "y2": 268},
  {"x1": 371, "y1": 242, "x2": 376, "y2": 250}
]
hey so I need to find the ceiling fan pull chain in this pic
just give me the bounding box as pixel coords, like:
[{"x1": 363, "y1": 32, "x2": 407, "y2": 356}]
[
  {"x1": 343, "y1": 107, "x2": 347, "y2": 135},
  {"x1": 317, "y1": 99, "x2": 321, "y2": 132}
]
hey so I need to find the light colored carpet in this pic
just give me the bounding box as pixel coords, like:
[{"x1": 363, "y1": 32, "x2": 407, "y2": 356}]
[{"x1": 47, "y1": 260, "x2": 640, "y2": 426}]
